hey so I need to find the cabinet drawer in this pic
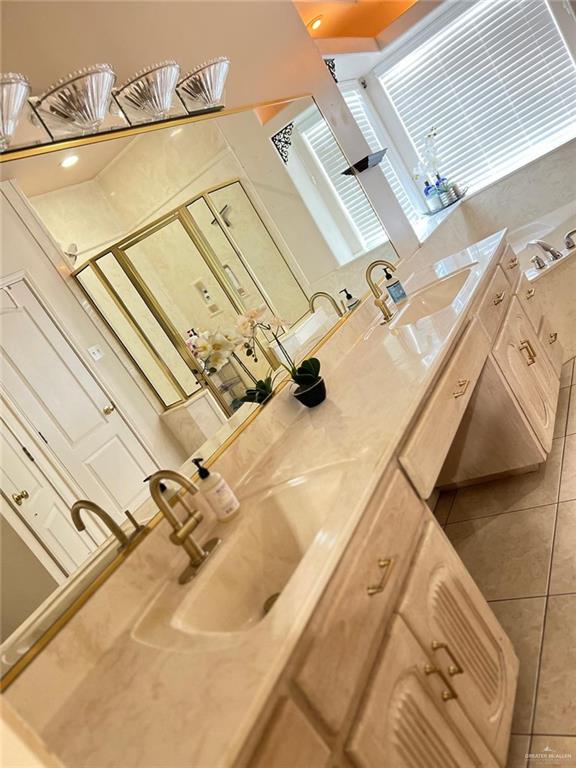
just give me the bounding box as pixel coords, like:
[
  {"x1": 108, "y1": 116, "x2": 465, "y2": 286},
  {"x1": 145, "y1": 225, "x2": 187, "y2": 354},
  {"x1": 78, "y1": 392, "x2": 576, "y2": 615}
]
[
  {"x1": 398, "y1": 522, "x2": 518, "y2": 766},
  {"x1": 294, "y1": 469, "x2": 424, "y2": 734},
  {"x1": 500, "y1": 244, "x2": 521, "y2": 288},
  {"x1": 250, "y1": 699, "x2": 331, "y2": 768},
  {"x1": 517, "y1": 274, "x2": 544, "y2": 333},
  {"x1": 493, "y1": 297, "x2": 558, "y2": 452},
  {"x1": 399, "y1": 319, "x2": 490, "y2": 499},
  {"x1": 477, "y1": 264, "x2": 510, "y2": 342},
  {"x1": 539, "y1": 315, "x2": 563, "y2": 377},
  {"x1": 346, "y1": 615, "x2": 499, "y2": 768}
]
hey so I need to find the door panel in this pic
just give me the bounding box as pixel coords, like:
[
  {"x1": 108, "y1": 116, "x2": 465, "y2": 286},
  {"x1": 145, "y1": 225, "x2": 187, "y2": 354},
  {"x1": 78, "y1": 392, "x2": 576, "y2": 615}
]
[
  {"x1": 398, "y1": 523, "x2": 518, "y2": 765},
  {"x1": 0, "y1": 427, "x2": 98, "y2": 573},
  {"x1": 0, "y1": 281, "x2": 156, "y2": 519}
]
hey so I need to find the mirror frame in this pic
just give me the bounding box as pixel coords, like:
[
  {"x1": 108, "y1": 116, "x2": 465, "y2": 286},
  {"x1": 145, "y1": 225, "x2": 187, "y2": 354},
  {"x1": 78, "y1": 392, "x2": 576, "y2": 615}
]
[{"x1": 0, "y1": 94, "x2": 382, "y2": 689}]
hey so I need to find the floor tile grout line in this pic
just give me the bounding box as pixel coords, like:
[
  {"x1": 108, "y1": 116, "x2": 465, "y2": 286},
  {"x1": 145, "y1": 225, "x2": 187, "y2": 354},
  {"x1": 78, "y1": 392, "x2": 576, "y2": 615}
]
[
  {"x1": 527, "y1": 434, "x2": 568, "y2": 741},
  {"x1": 487, "y1": 594, "x2": 548, "y2": 604},
  {"x1": 444, "y1": 500, "x2": 559, "y2": 528}
]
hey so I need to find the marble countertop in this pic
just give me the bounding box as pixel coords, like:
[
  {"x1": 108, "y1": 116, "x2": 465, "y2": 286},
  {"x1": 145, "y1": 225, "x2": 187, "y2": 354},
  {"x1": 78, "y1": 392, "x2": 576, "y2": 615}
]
[{"x1": 34, "y1": 231, "x2": 507, "y2": 768}]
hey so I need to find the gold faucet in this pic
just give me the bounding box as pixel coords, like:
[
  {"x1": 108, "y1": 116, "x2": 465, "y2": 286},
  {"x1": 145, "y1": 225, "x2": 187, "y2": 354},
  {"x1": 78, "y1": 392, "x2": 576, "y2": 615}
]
[
  {"x1": 148, "y1": 469, "x2": 221, "y2": 584},
  {"x1": 365, "y1": 260, "x2": 396, "y2": 322},
  {"x1": 71, "y1": 500, "x2": 143, "y2": 550},
  {"x1": 308, "y1": 291, "x2": 344, "y2": 317}
]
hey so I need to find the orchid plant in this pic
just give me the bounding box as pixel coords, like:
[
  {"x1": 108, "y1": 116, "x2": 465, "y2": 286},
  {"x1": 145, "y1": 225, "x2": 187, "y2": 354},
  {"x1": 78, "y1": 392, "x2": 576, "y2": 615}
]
[
  {"x1": 185, "y1": 329, "x2": 242, "y2": 374},
  {"x1": 234, "y1": 306, "x2": 322, "y2": 405}
]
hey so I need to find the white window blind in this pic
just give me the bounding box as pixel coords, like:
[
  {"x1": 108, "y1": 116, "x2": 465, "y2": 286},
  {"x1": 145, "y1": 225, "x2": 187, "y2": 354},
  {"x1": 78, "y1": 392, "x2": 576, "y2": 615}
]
[
  {"x1": 378, "y1": 0, "x2": 576, "y2": 193},
  {"x1": 299, "y1": 115, "x2": 387, "y2": 251},
  {"x1": 341, "y1": 87, "x2": 422, "y2": 224}
]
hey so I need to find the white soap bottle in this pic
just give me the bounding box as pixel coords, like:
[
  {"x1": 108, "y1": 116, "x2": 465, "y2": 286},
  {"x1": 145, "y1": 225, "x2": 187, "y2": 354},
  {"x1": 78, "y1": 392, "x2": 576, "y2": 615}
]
[{"x1": 192, "y1": 458, "x2": 240, "y2": 522}]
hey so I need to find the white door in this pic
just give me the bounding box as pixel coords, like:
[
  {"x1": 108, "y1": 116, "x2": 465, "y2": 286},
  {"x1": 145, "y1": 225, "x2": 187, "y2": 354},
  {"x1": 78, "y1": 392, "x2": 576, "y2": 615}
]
[
  {"x1": 0, "y1": 424, "x2": 99, "y2": 574},
  {"x1": 0, "y1": 279, "x2": 157, "y2": 521}
]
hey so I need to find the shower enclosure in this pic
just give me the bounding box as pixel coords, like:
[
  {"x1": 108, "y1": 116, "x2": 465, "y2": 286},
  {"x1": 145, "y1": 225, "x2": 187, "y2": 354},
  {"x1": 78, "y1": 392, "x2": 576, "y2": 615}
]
[{"x1": 74, "y1": 179, "x2": 309, "y2": 414}]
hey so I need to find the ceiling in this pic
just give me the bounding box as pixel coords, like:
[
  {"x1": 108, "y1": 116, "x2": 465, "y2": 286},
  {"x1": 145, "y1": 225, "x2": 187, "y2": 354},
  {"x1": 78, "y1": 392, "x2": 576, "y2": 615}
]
[
  {"x1": 0, "y1": 137, "x2": 133, "y2": 197},
  {"x1": 294, "y1": 0, "x2": 419, "y2": 40}
]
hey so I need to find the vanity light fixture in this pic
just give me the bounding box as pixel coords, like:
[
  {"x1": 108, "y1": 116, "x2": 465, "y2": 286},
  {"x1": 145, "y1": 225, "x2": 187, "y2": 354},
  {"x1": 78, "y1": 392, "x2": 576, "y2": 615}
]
[
  {"x1": 0, "y1": 73, "x2": 30, "y2": 150},
  {"x1": 308, "y1": 15, "x2": 323, "y2": 31},
  {"x1": 28, "y1": 64, "x2": 116, "y2": 138},
  {"x1": 113, "y1": 61, "x2": 180, "y2": 122},
  {"x1": 60, "y1": 154, "x2": 79, "y2": 168},
  {"x1": 177, "y1": 57, "x2": 230, "y2": 113}
]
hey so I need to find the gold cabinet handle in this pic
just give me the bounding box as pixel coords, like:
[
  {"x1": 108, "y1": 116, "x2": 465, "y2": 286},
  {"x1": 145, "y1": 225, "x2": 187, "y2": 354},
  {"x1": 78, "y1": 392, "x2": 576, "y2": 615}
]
[
  {"x1": 431, "y1": 641, "x2": 464, "y2": 677},
  {"x1": 493, "y1": 291, "x2": 506, "y2": 306},
  {"x1": 452, "y1": 378, "x2": 470, "y2": 399},
  {"x1": 424, "y1": 663, "x2": 458, "y2": 701},
  {"x1": 519, "y1": 339, "x2": 537, "y2": 366},
  {"x1": 366, "y1": 557, "x2": 394, "y2": 596},
  {"x1": 11, "y1": 490, "x2": 29, "y2": 506},
  {"x1": 549, "y1": 332, "x2": 558, "y2": 344},
  {"x1": 102, "y1": 404, "x2": 115, "y2": 415},
  {"x1": 525, "y1": 288, "x2": 536, "y2": 300},
  {"x1": 508, "y1": 257, "x2": 519, "y2": 269}
]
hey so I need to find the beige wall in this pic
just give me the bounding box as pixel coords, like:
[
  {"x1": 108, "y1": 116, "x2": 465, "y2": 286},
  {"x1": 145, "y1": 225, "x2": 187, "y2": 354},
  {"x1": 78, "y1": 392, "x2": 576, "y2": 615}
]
[{"x1": 1, "y1": 517, "x2": 58, "y2": 642}]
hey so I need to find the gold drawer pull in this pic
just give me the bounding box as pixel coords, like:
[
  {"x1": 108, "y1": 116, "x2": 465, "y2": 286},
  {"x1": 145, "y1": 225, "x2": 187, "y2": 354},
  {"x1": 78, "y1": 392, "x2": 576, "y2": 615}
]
[
  {"x1": 508, "y1": 257, "x2": 519, "y2": 269},
  {"x1": 424, "y1": 664, "x2": 458, "y2": 701},
  {"x1": 11, "y1": 490, "x2": 29, "y2": 506},
  {"x1": 525, "y1": 288, "x2": 536, "y2": 300},
  {"x1": 493, "y1": 291, "x2": 505, "y2": 306},
  {"x1": 452, "y1": 378, "x2": 470, "y2": 398},
  {"x1": 102, "y1": 403, "x2": 115, "y2": 415},
  {"x1": 549, "y1": 332, "x2": 558, "y2": 344},
  {"x1": 366, "y1": 557, "x2": 394, "y2": 597},
  {"x1": 519, "y1": 339, "x2": 537, "y2": 365},
  {"x1": 431, "y1": 641, "x2": 463, "y2": 677}
]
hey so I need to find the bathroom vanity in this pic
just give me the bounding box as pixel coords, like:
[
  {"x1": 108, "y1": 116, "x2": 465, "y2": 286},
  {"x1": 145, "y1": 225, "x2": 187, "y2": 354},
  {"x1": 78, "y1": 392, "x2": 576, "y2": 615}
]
[{"x1": 4, "y1": 229, "x2": 564, "y2": 768}]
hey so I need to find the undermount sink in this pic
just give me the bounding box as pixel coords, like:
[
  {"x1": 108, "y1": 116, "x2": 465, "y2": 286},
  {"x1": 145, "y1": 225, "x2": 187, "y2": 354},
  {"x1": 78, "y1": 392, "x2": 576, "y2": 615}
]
[
  {"x1": 390, "y1": 266, "x2": 474, "y2": 328},
  {"x1": 132, "y1": 463, "x2": 353, "y2": 648}
]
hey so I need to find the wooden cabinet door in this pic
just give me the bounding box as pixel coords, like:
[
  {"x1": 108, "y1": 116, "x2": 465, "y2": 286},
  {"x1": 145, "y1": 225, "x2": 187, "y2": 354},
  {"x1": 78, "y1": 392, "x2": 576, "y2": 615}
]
[
  {"x1": 294, "y1": 469, "x2": 424, "y2": 734},
  {"x1": 493, "y1": 297, "x2": 558, "y2": 452},
  {"x1": 347, "y1": 616, "x2": 499, "y2": 768},
  {"x1": 398, "y1": 523, "x2": 518, "y2": 766}
]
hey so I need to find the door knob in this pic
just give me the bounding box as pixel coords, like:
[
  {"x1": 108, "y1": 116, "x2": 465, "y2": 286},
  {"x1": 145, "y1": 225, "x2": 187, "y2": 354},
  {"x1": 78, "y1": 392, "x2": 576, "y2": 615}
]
[
  {"x1": 11, "y1": 490, "x2": 29, "y2": 506},
  {"x1": 102, "y1": 404, "x2": 115, "y2": 415}
]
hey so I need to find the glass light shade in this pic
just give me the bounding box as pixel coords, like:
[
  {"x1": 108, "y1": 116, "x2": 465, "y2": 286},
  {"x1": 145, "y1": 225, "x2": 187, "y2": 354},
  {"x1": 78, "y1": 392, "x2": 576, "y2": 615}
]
[
  {"x1": 114, "y1": 62, "x2": 180, "y2": 121},
  {"x1": 29, "y1": 64, "x2": 116, "y2": 135},
  {"x1": 0, "y1": 73, "x2": 30, "y2": 150},
  {"x1": 177, "y1": 57, "x2": 230, "y2": 113}
]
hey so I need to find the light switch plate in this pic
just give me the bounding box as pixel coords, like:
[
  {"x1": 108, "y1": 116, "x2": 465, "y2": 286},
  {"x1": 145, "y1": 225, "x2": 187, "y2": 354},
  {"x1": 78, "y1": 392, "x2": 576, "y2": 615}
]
[{"x1": 88, "y1": 345, "x2": 104, "y2": 361}]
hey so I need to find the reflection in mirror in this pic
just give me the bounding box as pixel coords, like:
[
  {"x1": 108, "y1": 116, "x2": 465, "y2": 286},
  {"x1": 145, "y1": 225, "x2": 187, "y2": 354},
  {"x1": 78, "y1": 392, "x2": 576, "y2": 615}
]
[{"x1": 0, "y1": 95, "x2": 398, "y2": 681}]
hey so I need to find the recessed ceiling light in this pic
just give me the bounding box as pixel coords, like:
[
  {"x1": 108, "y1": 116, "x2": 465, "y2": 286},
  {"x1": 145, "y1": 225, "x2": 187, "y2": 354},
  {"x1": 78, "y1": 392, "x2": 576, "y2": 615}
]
[
  {"x1": 309, "y1": 15, "x2": 323, "y2": 31},
  {"x1": 60, "y1": 155, "x2": 79, "y2": 169}
]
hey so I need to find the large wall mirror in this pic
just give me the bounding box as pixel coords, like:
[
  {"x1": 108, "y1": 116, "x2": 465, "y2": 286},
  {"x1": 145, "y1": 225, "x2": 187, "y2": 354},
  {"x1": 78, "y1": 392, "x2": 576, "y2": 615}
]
[{"x1": 0, "y1": 95, "x2": 398, "y2": 683}]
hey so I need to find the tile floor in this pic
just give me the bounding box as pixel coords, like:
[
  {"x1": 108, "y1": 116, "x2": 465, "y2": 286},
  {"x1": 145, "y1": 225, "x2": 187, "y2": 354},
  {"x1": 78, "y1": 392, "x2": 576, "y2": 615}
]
[{"x1": 435, "y1": 358, "x2": 576, "y2": 768}]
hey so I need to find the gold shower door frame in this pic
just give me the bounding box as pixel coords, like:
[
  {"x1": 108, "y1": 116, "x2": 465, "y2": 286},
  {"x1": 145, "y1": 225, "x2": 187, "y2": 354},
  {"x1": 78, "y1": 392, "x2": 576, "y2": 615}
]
[{"x1": 73, "y1": 179, "x2": 309, "y2": 412}]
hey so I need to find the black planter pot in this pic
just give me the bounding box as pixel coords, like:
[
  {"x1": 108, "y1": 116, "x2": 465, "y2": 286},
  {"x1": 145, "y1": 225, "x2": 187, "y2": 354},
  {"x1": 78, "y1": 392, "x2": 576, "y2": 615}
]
[{"x1": 293, "y1": 377, "x2": 326, "y2": 408}]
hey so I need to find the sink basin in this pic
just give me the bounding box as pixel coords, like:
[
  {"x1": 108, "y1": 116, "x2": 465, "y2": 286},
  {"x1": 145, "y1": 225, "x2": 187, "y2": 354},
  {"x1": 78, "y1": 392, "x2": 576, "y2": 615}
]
[
  {"x1": 390, "y1": 267, "x2": 473, "y2": 328},
  {"x1": 132, "y1": 463, "x2": 353, "y2": 648}
]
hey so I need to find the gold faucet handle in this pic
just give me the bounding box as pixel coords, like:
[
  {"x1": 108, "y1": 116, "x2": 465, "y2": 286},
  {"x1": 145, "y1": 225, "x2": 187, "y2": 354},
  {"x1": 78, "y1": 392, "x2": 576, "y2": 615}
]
[
  {"x1": 374, "y1": 297, "x2": 393, "y2": 322},
  {"x1": 170, "y1": 510, "x2": 203, "y2": 545}
]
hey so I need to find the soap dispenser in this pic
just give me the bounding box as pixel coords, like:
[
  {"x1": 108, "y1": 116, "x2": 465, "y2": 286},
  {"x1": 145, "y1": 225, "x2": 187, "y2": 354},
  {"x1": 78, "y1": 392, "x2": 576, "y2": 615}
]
[
  {"x1": 339, "y1": 288, "x2": 360, "y2": 312},
  {"x1": 192, "y1": 458, "x2": 240, "y2": 522},
  {"x1": 382, "y1": 267, "x2": 407, "y2": 306}
]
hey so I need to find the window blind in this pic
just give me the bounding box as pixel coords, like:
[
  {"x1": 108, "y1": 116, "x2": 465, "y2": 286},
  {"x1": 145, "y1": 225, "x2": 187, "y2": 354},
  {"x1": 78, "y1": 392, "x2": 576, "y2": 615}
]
[
  {"x1": 378, "y1": 0, "x2": 576, "y2": 192},
  {"x1": 341, "y1": 87, "x2": 422, "y2": 224},
  {"x1": 299, "y1": 116, "x2": 387, "y2": 251}
]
